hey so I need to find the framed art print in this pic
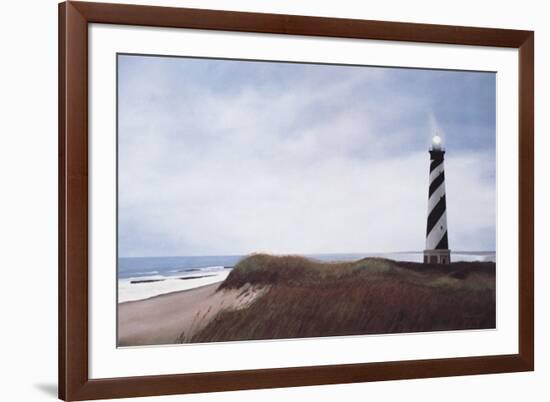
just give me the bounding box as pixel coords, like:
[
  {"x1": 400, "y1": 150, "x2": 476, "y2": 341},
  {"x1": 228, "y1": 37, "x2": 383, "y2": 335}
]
[{"x1": 59, "y1": 1, "x2": 534, "y2": 400}]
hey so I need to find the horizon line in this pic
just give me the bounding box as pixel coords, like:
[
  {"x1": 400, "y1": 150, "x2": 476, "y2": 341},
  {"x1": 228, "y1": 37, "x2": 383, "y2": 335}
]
[{"x1": 118, "y1": 250, "x2": 497, "y2": 259}]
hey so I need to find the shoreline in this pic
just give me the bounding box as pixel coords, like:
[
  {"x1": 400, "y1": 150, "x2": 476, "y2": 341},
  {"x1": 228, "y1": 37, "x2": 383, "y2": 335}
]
[
  {"x1": 118, "y1": 281, "x2": 222, "y2": 305},
  {"x1": 118, "y1": 283, "x2": 221, "y2": 346},
  {"x1": 118, "y1": 281, "x2": 266, "y2": 346},
  {"x1": 118, "y1": 270, "x2": 231, "y2": 303}
]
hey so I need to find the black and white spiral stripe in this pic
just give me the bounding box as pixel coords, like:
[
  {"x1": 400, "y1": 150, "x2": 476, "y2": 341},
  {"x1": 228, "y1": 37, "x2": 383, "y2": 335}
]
[{"x1": 426, "y1": 152, "x2": 449, "y2": 250}]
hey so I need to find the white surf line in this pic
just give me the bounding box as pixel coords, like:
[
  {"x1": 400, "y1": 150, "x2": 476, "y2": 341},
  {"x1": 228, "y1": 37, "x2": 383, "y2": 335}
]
[{"x1": 118, "y1": 271, "x2": 231, "y2": 303}]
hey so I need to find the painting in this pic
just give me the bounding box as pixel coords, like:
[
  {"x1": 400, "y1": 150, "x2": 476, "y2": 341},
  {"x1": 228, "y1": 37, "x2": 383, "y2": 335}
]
[{"x1": 116, "y1": 54, "x2": 496, "y2": 347}]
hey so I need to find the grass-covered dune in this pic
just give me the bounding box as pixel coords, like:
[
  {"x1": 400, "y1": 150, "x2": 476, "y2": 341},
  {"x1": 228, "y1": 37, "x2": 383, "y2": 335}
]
[{"x1": 190, "y1": 254, "x2": 495, "y2": 343}]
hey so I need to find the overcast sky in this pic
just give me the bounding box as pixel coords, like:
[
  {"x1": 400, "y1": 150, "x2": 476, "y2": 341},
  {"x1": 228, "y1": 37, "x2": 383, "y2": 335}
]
[{"x1": 118, "y1": 54, "x2": 496, "y2": 257}]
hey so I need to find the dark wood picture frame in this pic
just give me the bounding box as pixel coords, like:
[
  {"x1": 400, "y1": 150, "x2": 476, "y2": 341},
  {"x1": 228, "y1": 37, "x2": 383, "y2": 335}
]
[{"x1": 59, "y1": 1, "x2": 534, "y2": 400}]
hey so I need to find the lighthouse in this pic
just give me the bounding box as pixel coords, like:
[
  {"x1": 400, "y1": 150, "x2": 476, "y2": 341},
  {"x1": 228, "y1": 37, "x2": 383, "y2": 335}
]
[{"x1": 424, "y1": 135, "x2": 451, "y2": 264}]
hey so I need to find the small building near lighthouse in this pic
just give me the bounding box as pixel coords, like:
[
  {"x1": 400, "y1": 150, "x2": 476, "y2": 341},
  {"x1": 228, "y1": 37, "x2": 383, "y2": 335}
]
[{"x1": 424, "y1": 135, "x2": 451, "y2": 264}]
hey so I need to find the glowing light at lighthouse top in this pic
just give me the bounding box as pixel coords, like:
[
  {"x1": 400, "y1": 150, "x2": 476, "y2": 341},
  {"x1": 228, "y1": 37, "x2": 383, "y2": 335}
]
[{"x1": 431, "y1": 135, "x2": 442, "y2": 150}]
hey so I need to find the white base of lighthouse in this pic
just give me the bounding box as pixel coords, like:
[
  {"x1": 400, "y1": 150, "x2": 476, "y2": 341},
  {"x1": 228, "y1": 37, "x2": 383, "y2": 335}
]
[{"x1": 423, "y1": 249, "x2": 451, "y2": 264}]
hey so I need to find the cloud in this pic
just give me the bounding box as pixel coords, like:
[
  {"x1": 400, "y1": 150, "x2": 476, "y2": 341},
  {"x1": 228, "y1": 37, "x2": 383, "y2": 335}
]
[{"x1": 117, "y1": 55, "x2": 496, "y2": 257}]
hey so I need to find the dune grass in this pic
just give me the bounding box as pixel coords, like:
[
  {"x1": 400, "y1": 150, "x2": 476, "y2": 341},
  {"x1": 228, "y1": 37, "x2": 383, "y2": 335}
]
[{"x1": 190, "y1": 254, "x2": 495, "y2": 343}]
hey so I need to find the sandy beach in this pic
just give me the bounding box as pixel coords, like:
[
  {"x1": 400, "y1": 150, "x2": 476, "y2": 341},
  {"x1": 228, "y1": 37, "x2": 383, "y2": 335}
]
[{"x1": 118, "y1": 282, "x2": 266, "y2": 346}]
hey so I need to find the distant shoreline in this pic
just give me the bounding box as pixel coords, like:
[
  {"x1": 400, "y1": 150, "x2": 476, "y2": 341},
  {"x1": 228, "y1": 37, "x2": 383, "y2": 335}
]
[{"x1": 118, "y1": 251, "x2": 496, "y2": 260}]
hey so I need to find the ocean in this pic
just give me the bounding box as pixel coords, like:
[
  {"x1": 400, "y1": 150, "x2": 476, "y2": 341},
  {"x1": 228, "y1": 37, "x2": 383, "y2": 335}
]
[{"x1": 118, "y1": 251, "x2": 495, "y2": 303}]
